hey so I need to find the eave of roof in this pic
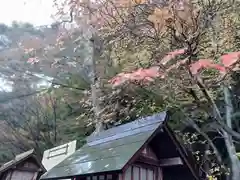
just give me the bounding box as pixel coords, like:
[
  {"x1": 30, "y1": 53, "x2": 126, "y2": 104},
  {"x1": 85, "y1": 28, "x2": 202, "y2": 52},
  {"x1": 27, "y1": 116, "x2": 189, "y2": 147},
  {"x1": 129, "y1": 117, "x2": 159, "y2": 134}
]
[
  {"x1": 40, "y1": 112, "x2": 167, "y2": 180},
  {"x1": 0, "y1": 149, "x2": 46, "y2": 174}
]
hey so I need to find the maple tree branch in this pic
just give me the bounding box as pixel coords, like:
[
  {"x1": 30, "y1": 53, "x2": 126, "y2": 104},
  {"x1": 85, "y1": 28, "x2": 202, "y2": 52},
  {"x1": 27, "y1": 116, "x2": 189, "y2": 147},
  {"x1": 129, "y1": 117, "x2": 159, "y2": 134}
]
[
  {"x1": 184, "y1": 118, "x2": 223, "y2": 166},
  {"x1": 14, "y1": 68, "x2": 90, "y2": 92},
  {"x1": 108, "y1": 0, "x2": 125, "y2": 22},
  {"x1": 56, "y1": 8, "x2": 74, "y2": 26},
  {"x1": 0, "y1": 89, "x2": 47, "y2": 104},
  {"x1": 174, "y1": 9, "x2": 240, "y2": 142},
  {"x1": 188, "y1": 64, "x2": 240, "y2": 141},
  {"x1": 51, "y1": 81, "x2": 89, "y2": 91}
]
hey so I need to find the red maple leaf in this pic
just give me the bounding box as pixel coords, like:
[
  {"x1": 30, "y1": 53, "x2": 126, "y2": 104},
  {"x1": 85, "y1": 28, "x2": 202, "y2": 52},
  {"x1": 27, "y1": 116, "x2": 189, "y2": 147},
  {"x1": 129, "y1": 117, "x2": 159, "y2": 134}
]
[
  {"x1": 109, "y1": 50, "x2": 240, "y2": 87},
  {"x1": 220, "y1": 52, "x2": 240, "y2": 68},
  {"x1": 160, "y1": 48, "x2": 186, "y2": 65},
  {"x1": 109, "y1": 66, "x2": 161, "y2": 86},
  {"x1": 190, "y1": 59, "x2": 226, "y2": 75}
]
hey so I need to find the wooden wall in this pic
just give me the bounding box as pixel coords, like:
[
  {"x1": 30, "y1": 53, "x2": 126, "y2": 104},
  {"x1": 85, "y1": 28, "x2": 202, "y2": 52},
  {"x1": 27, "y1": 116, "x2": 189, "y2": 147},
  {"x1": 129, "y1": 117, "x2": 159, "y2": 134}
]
[{"x1": 119, "y1": 165, "x2": 163, "y2": 180}]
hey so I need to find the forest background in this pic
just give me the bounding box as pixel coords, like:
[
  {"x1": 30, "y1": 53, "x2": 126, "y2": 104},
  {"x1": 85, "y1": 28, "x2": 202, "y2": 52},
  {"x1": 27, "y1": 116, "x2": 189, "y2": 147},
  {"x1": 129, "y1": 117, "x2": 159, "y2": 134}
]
[{"x1": 1, "y1": 0, "x2": 240, "y2": 179}]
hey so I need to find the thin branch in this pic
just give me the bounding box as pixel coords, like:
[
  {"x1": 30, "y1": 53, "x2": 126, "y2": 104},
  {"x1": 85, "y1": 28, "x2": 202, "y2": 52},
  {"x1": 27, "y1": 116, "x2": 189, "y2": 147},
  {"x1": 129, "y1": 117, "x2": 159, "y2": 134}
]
[
  {"x1": 0, "y1": 89, "x2": 47, "y2": 104},
  {"x1": 184, "y1": 118, "x2": 223, "y2": 165}
]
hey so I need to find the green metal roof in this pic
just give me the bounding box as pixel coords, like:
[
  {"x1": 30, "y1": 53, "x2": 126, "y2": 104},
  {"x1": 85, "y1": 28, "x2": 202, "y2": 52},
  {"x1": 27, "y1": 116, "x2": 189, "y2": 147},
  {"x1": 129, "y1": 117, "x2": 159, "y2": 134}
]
[{"x1": 40, "y1": 112, "x2": 167, "y2": 180}]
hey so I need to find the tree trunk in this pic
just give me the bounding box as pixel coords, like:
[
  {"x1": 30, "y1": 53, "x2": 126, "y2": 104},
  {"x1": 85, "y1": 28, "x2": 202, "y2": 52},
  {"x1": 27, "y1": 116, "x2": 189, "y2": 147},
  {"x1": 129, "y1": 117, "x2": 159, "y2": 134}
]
[
  {"x1": 90, "y1": 33, "x2": 104, "y2": 135},
  {"x1": 223, "y1": 86, "x2": 240, "y2": 180}
]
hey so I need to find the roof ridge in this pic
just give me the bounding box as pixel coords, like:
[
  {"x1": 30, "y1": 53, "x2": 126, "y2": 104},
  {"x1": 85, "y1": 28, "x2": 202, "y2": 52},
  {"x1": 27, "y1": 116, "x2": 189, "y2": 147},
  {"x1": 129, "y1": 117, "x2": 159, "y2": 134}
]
[
  {"x1": 88, "y1": 122, "x2": 160, "y2": 146},
  {"x1": 75, "y1": 132, "x2": 150, "y2": 156},
  {"x1": 87, "y1": 112, "x2": 166, "y2": 143}
]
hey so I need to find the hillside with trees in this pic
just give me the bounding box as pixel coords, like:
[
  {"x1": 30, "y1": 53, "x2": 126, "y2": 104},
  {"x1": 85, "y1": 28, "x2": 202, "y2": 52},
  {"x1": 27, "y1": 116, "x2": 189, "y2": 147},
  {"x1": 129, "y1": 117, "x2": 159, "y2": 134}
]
[{"x1": 0, "y1": 0, "x2": 240, "y2": 179}]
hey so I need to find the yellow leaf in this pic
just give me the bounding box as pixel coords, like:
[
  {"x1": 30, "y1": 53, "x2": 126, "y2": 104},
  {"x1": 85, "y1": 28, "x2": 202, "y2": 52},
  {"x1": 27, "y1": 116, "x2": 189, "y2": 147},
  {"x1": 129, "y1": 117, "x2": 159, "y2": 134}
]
[
  {"x1": 132, "y1": 0, "x2": 147, "y2": 4},
  {"x1": 148, "y1": 8, "x2": 172, "y2": 30}
]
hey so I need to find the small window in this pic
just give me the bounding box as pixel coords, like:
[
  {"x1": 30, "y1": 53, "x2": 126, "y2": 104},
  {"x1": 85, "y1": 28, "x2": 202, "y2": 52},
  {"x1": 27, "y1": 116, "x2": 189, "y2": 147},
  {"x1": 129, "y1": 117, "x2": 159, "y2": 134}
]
[
  {"x1": 87, "y1": 177, "x2": 91, "y2": 180},
  {"x1": 92, "y1": 176, "x2": 97, "y2": 180}
]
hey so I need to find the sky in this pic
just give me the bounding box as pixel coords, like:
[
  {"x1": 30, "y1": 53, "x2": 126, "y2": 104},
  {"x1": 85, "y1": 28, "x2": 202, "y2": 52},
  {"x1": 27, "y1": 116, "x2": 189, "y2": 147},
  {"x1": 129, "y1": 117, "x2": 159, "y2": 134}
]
[
  {"x1": 0, "y1": 0, "x2": 56, "y2": 91},
  {"x1": 0, "y1": 0, "x2": 55, "y2": 26}
]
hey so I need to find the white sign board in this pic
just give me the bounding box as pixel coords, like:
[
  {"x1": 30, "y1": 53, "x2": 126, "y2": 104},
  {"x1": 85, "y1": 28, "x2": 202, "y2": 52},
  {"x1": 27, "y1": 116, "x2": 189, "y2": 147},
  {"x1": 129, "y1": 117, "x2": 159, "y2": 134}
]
[{"x1": 42, "y1": 140, "x2": 77, "y2": 171}]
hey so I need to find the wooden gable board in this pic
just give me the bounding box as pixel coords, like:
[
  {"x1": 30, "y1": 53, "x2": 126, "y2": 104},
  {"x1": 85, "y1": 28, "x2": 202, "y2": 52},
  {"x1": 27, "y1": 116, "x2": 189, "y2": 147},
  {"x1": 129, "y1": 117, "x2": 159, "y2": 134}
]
[{"x1": 42, "y1": 140, "x2": 77, "y2": 171}]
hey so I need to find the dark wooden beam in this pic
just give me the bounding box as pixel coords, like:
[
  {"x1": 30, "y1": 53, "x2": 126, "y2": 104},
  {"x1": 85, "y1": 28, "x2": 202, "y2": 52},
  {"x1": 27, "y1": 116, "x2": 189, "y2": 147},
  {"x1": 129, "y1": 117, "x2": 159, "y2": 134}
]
[
  {"x1": 136, "y1": 156, "x2": 160, "y2": 166},
  {"x1": 136, "y1": 156, "x2": 183, "y2": 167},
  {"x1": 159, "y1": 157, "x2": 183, "y2": 167},
  {"x1": 12, "y1": 167, "x2": 41, "y2": 172}
]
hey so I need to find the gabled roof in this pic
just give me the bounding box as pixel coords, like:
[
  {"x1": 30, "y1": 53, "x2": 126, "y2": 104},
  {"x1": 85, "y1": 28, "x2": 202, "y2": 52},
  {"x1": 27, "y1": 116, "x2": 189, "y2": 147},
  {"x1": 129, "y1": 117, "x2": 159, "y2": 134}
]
[
  {"x1": 0, "y1": 149, "x2": 46, "y2": 175},
  {"x1": 40, "y1": 112, "x2": 167, "y2": 180}
]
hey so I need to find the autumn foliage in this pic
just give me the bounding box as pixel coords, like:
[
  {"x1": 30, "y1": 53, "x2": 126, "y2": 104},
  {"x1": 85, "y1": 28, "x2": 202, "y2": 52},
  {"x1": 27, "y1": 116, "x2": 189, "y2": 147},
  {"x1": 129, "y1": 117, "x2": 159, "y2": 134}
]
[
  {"x1": 190, "y1": 59, "x2": 226, "y2": 75},
  {"x1": 190, "y1": 52, "x2": 240, "y2": 75},
  {"x1": 109, "y1": 66, "x2": 161, "y2": 86},
  {"x1": 109, "y1": 49, "x2": 240, "y2": 86}
]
